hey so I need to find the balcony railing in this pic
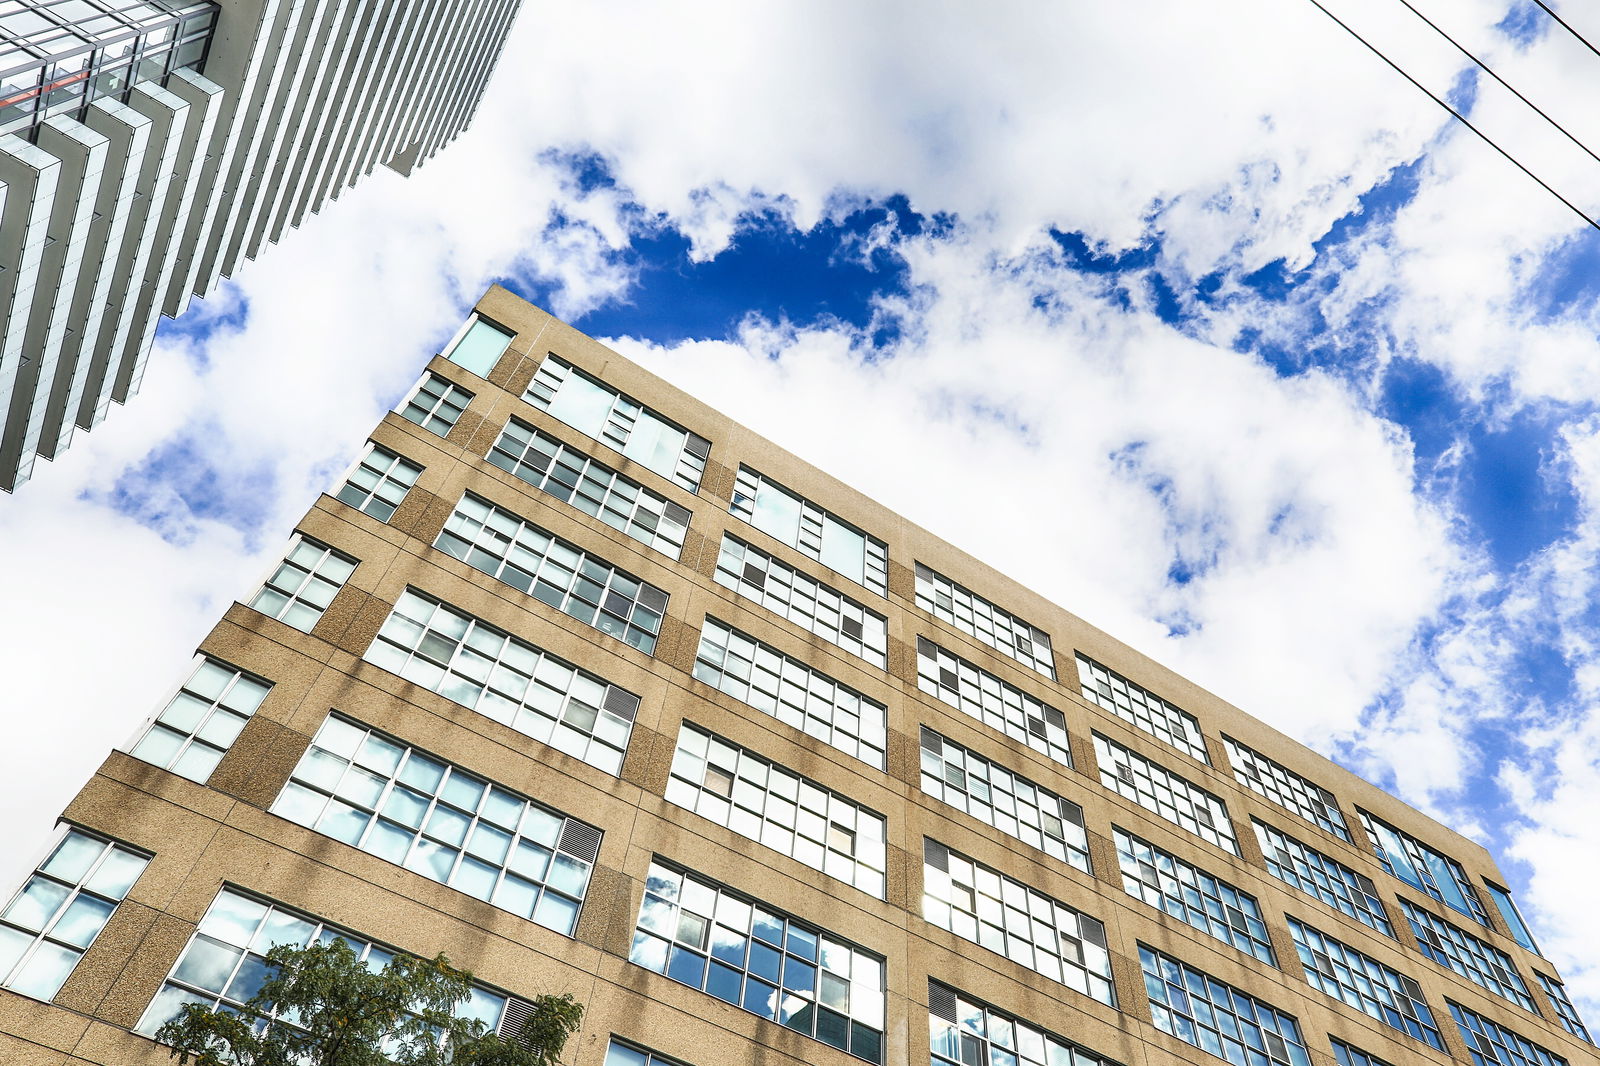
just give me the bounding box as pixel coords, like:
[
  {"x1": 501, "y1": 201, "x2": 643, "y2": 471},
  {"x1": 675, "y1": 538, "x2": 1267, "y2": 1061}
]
[{"x1": 0, "y1": 0, "x2": 218, "y2": 138}]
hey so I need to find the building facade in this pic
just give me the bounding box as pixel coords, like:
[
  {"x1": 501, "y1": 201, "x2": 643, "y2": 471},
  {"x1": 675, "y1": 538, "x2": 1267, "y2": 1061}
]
[
  {"x1": 0, "y1": 0, "x2": 522, "y2": 492},
  {"x1": 0, "y1": 284, "x2": 1592, "y2": 1066}
]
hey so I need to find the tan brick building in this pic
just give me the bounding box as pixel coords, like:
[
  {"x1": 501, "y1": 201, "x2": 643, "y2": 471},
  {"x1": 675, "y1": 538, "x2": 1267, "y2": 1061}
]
[{"x1": 0, "y1": 284, "x2": 1591, "y2": 1066}]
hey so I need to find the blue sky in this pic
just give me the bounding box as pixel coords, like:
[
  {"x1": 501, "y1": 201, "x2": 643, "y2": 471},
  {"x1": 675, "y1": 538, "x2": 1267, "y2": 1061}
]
[{"x1": 4, "y1": 0, "x2": 1600, "y2": 1032}]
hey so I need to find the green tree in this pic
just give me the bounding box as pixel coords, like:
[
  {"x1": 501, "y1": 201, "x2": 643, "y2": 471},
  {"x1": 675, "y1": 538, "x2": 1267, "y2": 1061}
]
[{"x1": 154, "y1": 937, "x2": 581, "y2": 1066}]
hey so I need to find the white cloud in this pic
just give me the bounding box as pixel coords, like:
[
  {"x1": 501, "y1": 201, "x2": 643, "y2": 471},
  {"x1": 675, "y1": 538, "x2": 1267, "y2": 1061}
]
[
  {"x1": 610, "y1": 229, "x2": 1461, "y2": 753},
  {"x1": 7, "y1": 0, "x2": 1600, "y2": 1027}
]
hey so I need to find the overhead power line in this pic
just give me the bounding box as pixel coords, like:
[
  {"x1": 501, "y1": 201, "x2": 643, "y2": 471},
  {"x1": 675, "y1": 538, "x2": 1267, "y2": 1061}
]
[
  {"x1": 1303, "y1": 0, "x2": 1600, "y2": 235},
  {"x1": 1529, "y1": 0, "x2": 1600, "y2": 62},
  {"x1": 1393, "y1": 0, "x2": 1600, "y2": 171}
]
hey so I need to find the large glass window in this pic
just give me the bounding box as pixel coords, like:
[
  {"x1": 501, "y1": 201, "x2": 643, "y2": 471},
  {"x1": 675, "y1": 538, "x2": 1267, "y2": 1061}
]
[
  {"x1": 1094, "y1": 733, "x2": 1237, "y2": 854},
  {"x1": 128, "y1": 657, "x2": 272, "y2": 783},
  {"x1": 488, "y1": 418, "x2": 692, "y2": 560},
  {"x1": 916, "y1": 563, "x2": 1054, "y2": 678},
  {"x1": 918, "y1": 638, "x2": 1071, "y2": 767},
  {"x1": 525, "y1": 356, "x2": 710, "y2": 492},
  {"x1": 919, "y1": 727, "x2": 1090, "y2": 873},
  {"x1": 366, "y1": 589, "x2": 640, "y2": 776},
  {"x1": 443, "y1": 317, "x2": 513, "y2": 378},
  {"x1": 731, "y1": 467, "x2": 887, "y2": 596},
  {"x1": 927, "y1": 980, "x2": 1114, "y2": 1066},
  {"x1": 1140, "y1": 945, "x2": 1310, "y2": 1066},
  {"x1": 1253, "y1": 820, "x2": 1393, "y2": 936},
  {"x1": 1359, "y1": 810, "x2": 1489, "y2": 925},
  {"x1": 0, "y1": 828, "x2": 148, "y2": 1001},
  {"x1": 1287, "y1": 917, "x2": 1444, "y2": 1051},
  {"x1": 272, "y1": 716, "x2": 601, "y2": 936},
  {"x1": 629, "y1": 860, "x2": 885, "y2": 1063},
  {"x1": 1450, "y1": 1000, "x2": 1569, "y2": 1066},
  {"x1": 1223, "y1": 736, "x2": 1349, "y2": 841},
  {"x1": 1075, "y1": 653, "x2": 1206, "y2": 762},
  {"x1": 922, "y1": 839, "x2": 1115, "y2": 1007},
  {"x1": 714, "y1": 535, "x2": 887, "y2": 668},
  {"x1": 137, "y1": 888, "x2": 527, "y2": 1039},
  {"x1": 1536, "y1": 973, "x2": 1592, "y2": 1044},
  {"x1": 1400, "y1": 900, "x2": 1534, "y2": 1011},
  {"x1": 398, "y1": 372, "x2": 474, "y2": 437},
  {"x1": 435, "y1": 493, "x2": 667, "y2": 654},
  {"x1": 667, "y1": 723, "x2": 886, "y2": 898},
  {"x1": 1485, "y1": 881, "x2": 1541, "y2": 954},
  {"x1": 335, "y1": 443, "x2": 421, "y2": 523},
  {"x1": 692, "y1": 619, "x2": 886, "y2": 770},
  {"x1": 248, "y1": 534, "x2": 358, "y2": 634},
  {"x1": 1114, "y1": 828, "x2": 1274, "y2": 964}
]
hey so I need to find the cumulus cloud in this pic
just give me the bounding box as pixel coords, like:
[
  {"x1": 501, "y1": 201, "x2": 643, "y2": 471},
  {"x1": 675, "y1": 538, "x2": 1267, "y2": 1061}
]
[
  {"x1": 7, "y1": 0, "x2": 1600, "y2": 1025},
  {"x1": 608, "y1": 228, "x2": 1460, "y2": 750}
]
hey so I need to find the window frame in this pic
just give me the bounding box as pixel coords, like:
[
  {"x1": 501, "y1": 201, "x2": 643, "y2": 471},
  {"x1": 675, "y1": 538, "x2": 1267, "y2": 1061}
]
[
  {"x1": 271, "y1": 714, "x2": 602, "y2": 937},
  {"x1": 730, "y1": 466, "x2": 888, "y2": 596},
  {"x1": 124, "y1": 655, "x2": 273, "y2": 784},
  {"x1": 247, "y1": 533, "x2": 359, "y2": 634},
  {"x1": 0, "y1": 825, "x2": 150, "y2": 1002},
  {"x1": 396, "y1": 371, "x2": 475, "y2": 438},
  {"x1": 332, "y1": 441, "x2": 422, "y2": 523},
  {"x1": 665, "y1": 721, "x2": 887, "y2": 898},
  {"x1": 440, "y1": 313, "x2": 515, "y2": 379}
]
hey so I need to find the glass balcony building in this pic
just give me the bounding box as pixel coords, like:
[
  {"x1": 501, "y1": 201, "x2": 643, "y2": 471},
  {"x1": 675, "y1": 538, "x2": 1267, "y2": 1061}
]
[{"x1": 0, "y1": 0, "x2": 523, "y2": 492}]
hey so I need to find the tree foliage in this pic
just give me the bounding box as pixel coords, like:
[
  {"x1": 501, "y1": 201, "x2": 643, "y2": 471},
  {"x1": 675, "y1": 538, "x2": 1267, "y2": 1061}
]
[{"x1": 154, "y1": 938, "x2": 581, "y2": 1066}]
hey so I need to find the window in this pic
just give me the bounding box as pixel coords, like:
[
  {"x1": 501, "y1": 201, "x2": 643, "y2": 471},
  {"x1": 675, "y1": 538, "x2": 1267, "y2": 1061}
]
[
  {"x1": 927, "y1": 980, "x2": 1115, "y2": 1066},
  {"x1": 666, "y1": 723, "x2": 886, "y2": 898},
  {"x1": 1223, "y1": 736, "x2": 1349, "y2": 841},
  {"x1": 1400, "y1": 900, "x2": 1534, "y2": 1010},
  {"x1": 398, "y1": 372, "x2": 473, "y2": 437},
  {"x1": 922, "y1": 839, "x2": 1115, "y2": 1007},
  {"x1": 1093, "y1": 734, "x2": 1237, "y2": 854},
  {"x1": 916, "y1": 563, "x2": 1054, "y2": 678},
  {"x1": 128, "y1": 657, "x2": 272, "y2": 783},
  {"x1": 1140, "y1": 945, "x2": 1310, "y2": 1066},
  {"x1": 1330, "y1": 1039, "x2": 1394, "y2": 1066},
  {"x1": 918, "y1": 638, "x2": 1071, "y2": 767},
  {"x1": 1075, "y1": 653, "x2": 1206, "y2": 762},
  {"x1": 1485, "y1": 881, "x2": 1541, "y2": 954},
  {"x1": 605, "y1": 1039, "x2": 692, "y2": 1066},
  {"x1": 714, "y1": 535, "x2": 887, "y2": 669},
  {"x1": 1536, "y1": 973, "x2": 1591, "y2": 1044},
  {"x1": 272, "y1": 715, "x2": 601, "y2": 936},
  {"x1": 629, "y1": 860, "x2": 885, "y2": 1063},
  {"x1": 525, "y1": 355, "x2": 710, "y2": 492},
  {"x1": 1286, "y1": 917, "x2": 1444, "y2": 1051},
  {"x1": 443, "y1": 315, "x2": 513, "y2": 378},
  {"x1": 435, "y1": 493, "x2": 667, "y2": 654},
  {"x1": 692, "y1": 619, "x2": 887, "y2": 769},
  {"x1": 1113, "y1": 828, "x2": 1274, "y2": 964},
  {"x1": 1450, "y1": 1000, "x2": 1569, "y2": 1066},
  {"x1": 248, "y1": 534, "x2": 358, "y2": 633},
  {"x1": 488, "y1": 418, "x2": 691, "y2": 560},
  {"x1": 1359, "y1": 810, "x2": 1489, "y2": 925},
  {"x1": 919, "y1": 727, "x2": 1090, "y2": 874},
  {"x1": 1253, "y1": 820, "x2": 1393, "y2": 936},
  {"x1": 335, "y1": 443, "x2": 421, "y2": 522},
  {"x1": 138, "y1": 888, "x2": 529, "y2": 1040},
  {"x1": 731, "y1": 467, "x2": 887, "y2": 595},
  {"x1": 0, "y1": 829, "x2": 147, "y2": 1002},
  {"x1": 366, "y1": 589, "x2": 640, "y2": 776}
]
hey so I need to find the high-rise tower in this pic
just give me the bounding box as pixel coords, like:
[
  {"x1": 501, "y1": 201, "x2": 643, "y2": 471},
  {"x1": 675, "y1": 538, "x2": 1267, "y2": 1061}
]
[
  {"x1": 0, "y1": 0, "x2": 521, "y2": 492},
  {"x1": 0, "y1": 285, "x2": 1590, "y2": 1066}
]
